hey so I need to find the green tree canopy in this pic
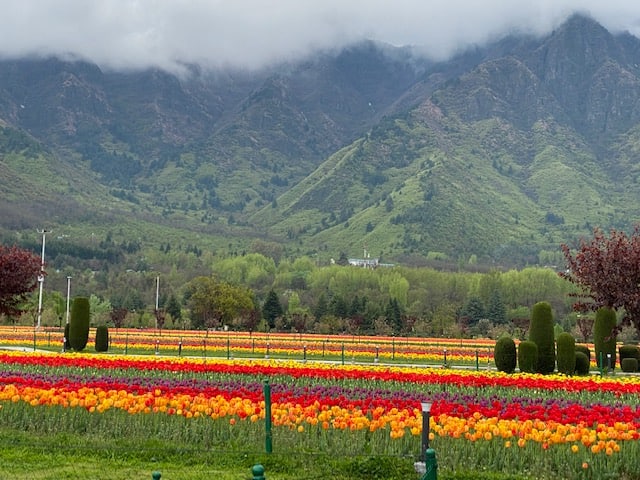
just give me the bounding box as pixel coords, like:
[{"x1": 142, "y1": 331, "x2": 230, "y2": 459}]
[
  {"x1": 166, "y1": 294, "x2": 182, "y2": 321},
  {"x1": 213, "y1": 253, "x2": 276, "y2": 293},
  {"x1": 185, "y1": 276, "x2": 255, "y2": 329}
]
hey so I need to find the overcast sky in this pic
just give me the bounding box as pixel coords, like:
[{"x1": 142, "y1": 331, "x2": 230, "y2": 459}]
[{"x1": 2, "y1": 1, "x2": 640, "y2": 73}]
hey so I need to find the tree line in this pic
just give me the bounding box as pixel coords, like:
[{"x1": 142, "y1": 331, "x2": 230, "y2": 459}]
[
  {"x1": 1, "y1": 246, "x2": 577, "y2": 339},
  {"x1": 5, "y1": 226, "x2": 640, "y2": 342}
]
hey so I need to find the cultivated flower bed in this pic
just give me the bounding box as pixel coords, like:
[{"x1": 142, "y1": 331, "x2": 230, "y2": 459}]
[{"x1": 0, "y1": 348, "x2": 638, "y2": 478}]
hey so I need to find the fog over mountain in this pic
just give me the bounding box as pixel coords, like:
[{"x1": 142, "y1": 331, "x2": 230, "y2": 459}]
[
  {"x1": 2, "y1": 12, "x2": 640, "y2": 269},
  {"x1": 2, "y1": 1, "x2": 640, "y2": 72}
]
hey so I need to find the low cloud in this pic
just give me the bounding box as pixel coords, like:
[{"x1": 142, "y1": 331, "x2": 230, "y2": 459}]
[{"x1": 1, "y1": 1, "x2": 639, "y2": 72}]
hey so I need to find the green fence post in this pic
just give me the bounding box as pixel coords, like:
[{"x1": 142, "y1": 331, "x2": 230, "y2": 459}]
[
  {"x1": 599, "y1": 351, "x2": 604, "y2": 376},
  {"x1": 422, "y1": 448, "x2": 437, "y2": 480},
  {"x1": 475, "y1": 349, "x2": 479, "y2": 371},
  {"x1": 33, "y1": 329, "x2": 36, "y2": 351},
  {"x1": 341, "y1": 343, "x2": 345, "y2": 365},
  {"x1": 252, "y1": 464, "x2": 266, "y2": 480},
  {"x1": 264, "y1": 380, "x2": 273, "y2": 454},
  {"x1": 124, "y1": 332, "x2": 128, "y2": 355},
  {"x1": 227, "y1": 336, "x2": 231, "y2": 360}
]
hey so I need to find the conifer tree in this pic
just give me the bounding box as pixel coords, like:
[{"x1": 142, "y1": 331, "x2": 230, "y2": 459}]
[{"x1": 262, "y1": 290, "x2": 283, "y2": 329}]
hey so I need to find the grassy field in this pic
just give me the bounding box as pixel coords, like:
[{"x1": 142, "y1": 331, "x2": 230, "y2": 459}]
[
  {"x1": 0, "y1": 429, "x2": 536, "y2": 480},
  {"x1": 0, "y1": 429, "x2": 423, "y2": 480}
]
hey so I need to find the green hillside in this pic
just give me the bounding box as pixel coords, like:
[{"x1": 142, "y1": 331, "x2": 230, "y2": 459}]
[{"x1": 1, "y1": 14, "x2": 640, "y2": 270}]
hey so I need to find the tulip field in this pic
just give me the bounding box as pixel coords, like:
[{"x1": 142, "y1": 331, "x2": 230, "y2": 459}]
[
  {"x1": 0, "y1": 326, "x2": 497, "y2": 366},
  {"x1": 1, "y1": 327, "x2": 640, "y2": 479}
]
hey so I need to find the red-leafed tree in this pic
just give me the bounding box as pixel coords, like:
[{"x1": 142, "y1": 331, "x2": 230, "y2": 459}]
[
  {"x1": 110, "y1": 307, "x2": 128, "y2": 330},
  {"x1": 154, "y1": 308, "x2": 166, "y2": 331},
  {"x1": 0, "y1": 245, "x2": 43, "y2": 317},
  {"x1": 560, "y1": 226, "x2": 640, "y2": 334}
]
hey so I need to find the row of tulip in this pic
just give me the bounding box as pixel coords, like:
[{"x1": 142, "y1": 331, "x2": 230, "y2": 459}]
[
  {"x1": 0, "y1": 349, "x2": 638, "y2": 477},
  {"x1": 0, "y1": 326, "x2": 497, "y2": 365}
]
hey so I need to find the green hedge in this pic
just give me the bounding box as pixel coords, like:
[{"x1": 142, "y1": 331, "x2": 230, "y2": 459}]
[
  {"x1": 494, "y1": 335, "x2": 517, "y2": 374},
  {"x1": 594, "y1": 307, "x2": 617, "y2": 370},
  {"x1": 574, "y1": 351, "x2": 590, "y2": 375},
  {"x1": 556, "y1": 332, "x2": 575, "y2": 375},
  {"x1": 69, "y1": 297, "x2": 90, "y2": 352},
  {"x1": 575, "y1": 344, "x2": 590, "y2": 363},
  {"x1": 621, "y1": 357, "x2": 638, "y2": 373},
  {"x1": 518, "y1": 341, "x2": 538, "y2": 374},
  {"x1": 528, "y1": 302, "x2": 555, "y2": 374},
  {"x1": 95, "y1": 325, "x2": 109, "y2": 352}
]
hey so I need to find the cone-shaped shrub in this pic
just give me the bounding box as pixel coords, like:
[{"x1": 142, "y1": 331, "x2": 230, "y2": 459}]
[
  {"x1": 556, "y1": 332, "x2": 576, "y2": 375},
  {"x1": 518, "y1": 340, "x2": 538, "y2": 373},
  {"x1": 574, "y1": 351, "x2": 590, "y2": 375},
  {"x1": 528, "y1": 301, "x2": 556, "y2": 374},
  {"x1": 494, "y1": 335, "x2": 517, "y2": 373},
  {"x1": 594, "y1": 307, "x2": 617, "y2": 370},
  {"x1": 95, "y1": 325, "x2": 109, "y2": 352},
  {"x1": 63, "y1": 323, "x2": 71, "y2": 351},
  {"x1": 69, "y1": 297, "x2": 90, "y2": 352}
]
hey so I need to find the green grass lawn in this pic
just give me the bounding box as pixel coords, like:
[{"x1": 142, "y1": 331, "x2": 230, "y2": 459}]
[
  {"x1": 0, "y1": 429, "x2": 422, "y2": 480},
  {"x1": 0, "y1": 430, "x2": 537, "y2": 480}
]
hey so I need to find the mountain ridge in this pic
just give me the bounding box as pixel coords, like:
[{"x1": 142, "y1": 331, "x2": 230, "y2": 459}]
[{"x1": 1, "y1": 13, "x2": 640, "y2": 269}]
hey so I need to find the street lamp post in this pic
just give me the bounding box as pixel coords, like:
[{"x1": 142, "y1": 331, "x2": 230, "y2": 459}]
[
  {"x1": 36, "y1": 229, "x2": 50, "y2": 329},
  {"x1": 155, "y1": 275, "x2": 160, "y2": 330},
  {"x1": 66, "y1": 276, "x2": 72, "y2": 324},
  {"x1": 415, "y1": 401, "x2": 438, "y2": 480},
  {"x1": 421, "y1": 402, "x2": 432, "y2": 456}
]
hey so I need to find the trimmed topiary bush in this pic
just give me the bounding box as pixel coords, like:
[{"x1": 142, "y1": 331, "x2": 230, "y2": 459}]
[
  {"x1": 95, "y1": 325, "x2": 109, "y2": 352},
  {"x1": 575, "y1": 344, "x2": 590, "y2": 364},
  {"x1": 556, "y1": 332, "x2": 576, "y2": 375},
  {"x1": 494, "y1": 335, "x2": 517, "y2": 373},
  {"x1": 621, "y1": 357, "x2": 638, "y2": 373},
  {"x1": 594, "y1": 307, "x2": 617, "y2": 370},
  {"x1": 69, "y1": 297, "x2": 90, "y2": 352},
  {"x1": 528, "y1": 301, "x2": 556, "y2": 374},
  {"x1": 619, "y1": 344, "x2": 640, "y2": 364},
  {"x1": 63, "y1": 323, "x2": 71, "y2": 351},
  {"x1": 518, "y1": 340, "x2": 538, "y2": 373},
  {"x1": 574, "y1": 351, "x2": 590, "y2": 376}
]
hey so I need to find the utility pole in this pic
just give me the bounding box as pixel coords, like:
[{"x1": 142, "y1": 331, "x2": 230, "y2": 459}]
[{"x1": 36, "y1": 229, "x2": 51, "y2": 329}]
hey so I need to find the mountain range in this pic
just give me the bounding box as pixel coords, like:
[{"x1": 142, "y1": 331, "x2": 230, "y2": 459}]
[{"x1": 1, "y1": 13, "x2": 640, "y2": 269}]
